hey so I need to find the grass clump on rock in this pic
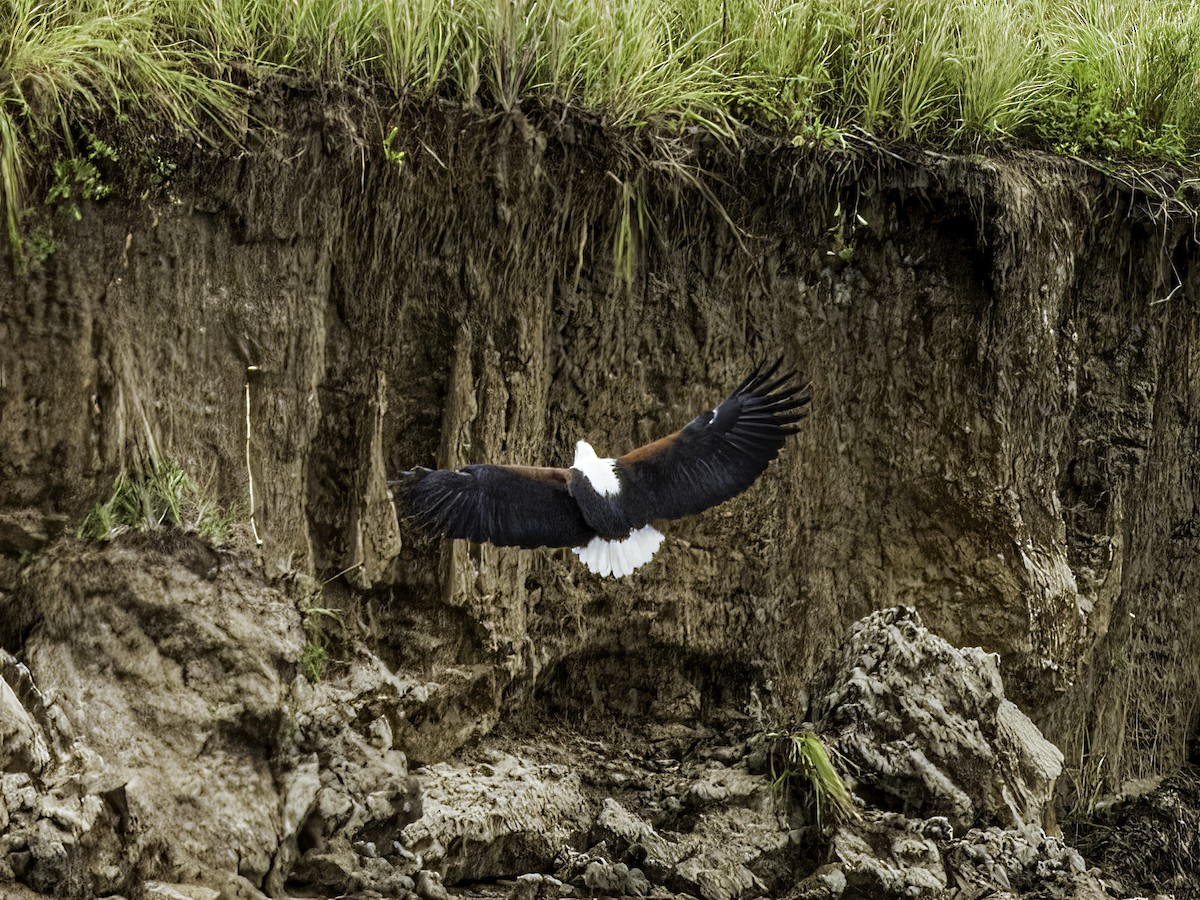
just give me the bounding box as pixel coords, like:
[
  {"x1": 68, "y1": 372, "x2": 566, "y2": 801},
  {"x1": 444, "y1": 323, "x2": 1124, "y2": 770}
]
[
  {"x1": 768, "y1": 728, "x2": 860, "y2": 825},
  {"x1": 79, "y1": 457, "x2": 237, "y2": 546}
]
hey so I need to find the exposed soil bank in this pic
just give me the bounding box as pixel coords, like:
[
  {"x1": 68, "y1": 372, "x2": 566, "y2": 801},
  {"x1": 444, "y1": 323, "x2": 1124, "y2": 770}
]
[{"x1": 1, "y1": 94, "x2": 1199, "y2": 895}]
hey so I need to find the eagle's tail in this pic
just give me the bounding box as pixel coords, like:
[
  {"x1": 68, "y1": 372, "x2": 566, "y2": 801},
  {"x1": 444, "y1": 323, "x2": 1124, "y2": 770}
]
[{"x1": 572, "y1": 524, "x2": 665, "y2": 578}]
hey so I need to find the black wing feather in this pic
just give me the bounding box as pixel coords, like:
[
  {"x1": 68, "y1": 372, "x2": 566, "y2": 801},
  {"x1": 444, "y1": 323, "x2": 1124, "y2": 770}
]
[
  {"x1": 400, "y1": 464, "x2": 596, "y2": 549},
  {"x1": 617, "y1": 359, "x2": 811, "y2": 524}
]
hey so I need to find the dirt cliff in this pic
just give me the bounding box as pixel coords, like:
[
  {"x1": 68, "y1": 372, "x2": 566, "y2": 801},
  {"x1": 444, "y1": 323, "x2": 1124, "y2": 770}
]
[{"x1": 1, "y1": 94, "x2": 1198, "y2": 897}]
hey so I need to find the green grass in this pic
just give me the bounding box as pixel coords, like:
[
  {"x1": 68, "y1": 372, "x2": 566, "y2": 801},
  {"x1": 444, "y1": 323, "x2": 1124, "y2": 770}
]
[
  {"x1": 4, "y1": 0, "x2": 1200, "y2": 261},
  {"x1": 299, "y1": 600, "x2": 345, "y2": 682},
  {"x1": 0, "y1": 0, "x2": 245, "y2": 263},
  {"x1": 290, "y1": 574, "x2": 346, "y2": 683},
  {"x1": 79, "y1": 457, "x2": 238, "y2": 545},
  {"x1": 768, "y1": 729, "x2": 860, "y2": 825}
]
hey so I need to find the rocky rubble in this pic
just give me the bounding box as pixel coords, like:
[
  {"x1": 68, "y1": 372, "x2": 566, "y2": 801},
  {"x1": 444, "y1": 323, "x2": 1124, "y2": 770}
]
[
  {"x1": 270, "y1": 654, "x2": 425, "y2": 898},
  {"x1": 805, "y1": 607, "x2": 1107, "y2": 899},
  {"x1": 0, "y1": 539, "x2": 430, "y2": 899},
  {"x1": 0, "y1": 646, "x2": 130, "y2": 898},
  {"x1": 392, "y1": 608, "x2": 1117, "y2": 900},
  {"x1": 0, "y1": 538, "x2": 1185, "y2": 898},
  {"x1": 811, "y1": 606, "x2": 1064, "y2": 831}
]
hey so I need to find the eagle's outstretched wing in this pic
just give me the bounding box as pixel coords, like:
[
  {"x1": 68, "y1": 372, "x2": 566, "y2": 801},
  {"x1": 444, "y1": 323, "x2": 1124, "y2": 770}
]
[
  {"x1": 616, "y1": 359, "x2": 810, "y2": 525},
  {"x1": 400, "y1": 464, "x2": 596, "y2": 549}
]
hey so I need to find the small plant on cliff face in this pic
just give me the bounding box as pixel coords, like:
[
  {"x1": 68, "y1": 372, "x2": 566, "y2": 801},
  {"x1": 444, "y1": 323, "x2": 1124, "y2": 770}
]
[
  {"x1": 383, "y1": 126, "x2": 407, "y2": 167},
  {"x1": 611, "y1": 175, "x2": 649, "y2": 287},
  {"x1": 791, "y1": 120, "x2": 850, "y2": 151},
  {"x1": 767, "y1": 729, "x2": 860, "y2": 825},
  {"x1": 824, "y1": 200, "x2": 868, "y2": 265},
  {"x1": 79, "y1": 458, "x2": 236, "y2": 545},
  {"x1": 45, "y1": 131, "x2": 117, "y2": 219},
  {"x1": 299, "y1": 626, "x2": 329, "y2": 682},
  {"x1": 296, "y1": 582, "x2": 345, "y2": 683},
  {"x1": 17, "y1": 130, "x2": 119, "y2": 262},
  {"x1": 283, "y1": 570, "x2": 353, "y2": 684}
]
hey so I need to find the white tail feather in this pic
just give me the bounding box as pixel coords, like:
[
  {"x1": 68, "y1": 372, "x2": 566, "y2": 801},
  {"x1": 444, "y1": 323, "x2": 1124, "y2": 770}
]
[{"x1": 572, "y1": 525, "x2": 665, "y2": 578}]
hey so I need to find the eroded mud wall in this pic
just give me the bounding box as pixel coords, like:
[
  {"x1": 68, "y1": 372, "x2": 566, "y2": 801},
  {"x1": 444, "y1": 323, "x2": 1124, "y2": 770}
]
[{"x1": 2, "y1": 101, "x2": 1198, "y2": 790}]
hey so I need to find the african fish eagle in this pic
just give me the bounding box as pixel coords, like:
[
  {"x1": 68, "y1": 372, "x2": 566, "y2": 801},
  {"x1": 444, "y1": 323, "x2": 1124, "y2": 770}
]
[{"x1": 395, "y1": 359, "x2": 811, "y2": 578}]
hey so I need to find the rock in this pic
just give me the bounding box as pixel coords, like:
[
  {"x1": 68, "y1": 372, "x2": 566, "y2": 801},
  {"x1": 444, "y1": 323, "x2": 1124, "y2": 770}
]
[
  {"x1": 414, "y1": 868, "x2": 450, "y2": 900},
  {"x1": 944, "y1": 825, "x2": 1107, "y2": 900},
  {"x1": 700, "y1": 744, "x2": 746, "y2": 766},
  {"x1": 816, "y1": 812, "x2": 974, "y2": 900},
  {"x1": 0, "y1": 511, "x2": 57, "y2": 556},
  {"x1": 263, "y1": 753, "x2": 320, "y2": 896},
  {"x1": 594, "y1": 798, "x2": 675, "y2": 872},
  {"x1": 402, "y1": 751, "x2": 591, "y2": 884},
  {"x1": 587, "y1": 794, "x2": 791, "y2": 900},
  {"x1": 215, "y1": 874, "x2": 270, "y2": 900},
  {"x1": 285, "y1": 653, "x2": 424, "y2": 896},
  {"x1": 0, "y1": 649, "x2": 128, "y2": 900},
  {"x1": 582, "y1": 858, "x2": 632, "y2": 895},
  {"x1": 787, "y1": 864, "x2": 846, "y2": 899},
  {"x1": 508, "y1": 872, "x2": 566, "y2": 900},
  {"x1": 684, "y1": 765, "x2": 762, "y2": 809},
  {"x1": 14, "y1": 541, "x2": 303, "y2": 894},
  {"x1": 0, "y1": 681, "x2": 48, "y2": 778},
  {"x1": 811, "y1": 606, "x2": 1062, "y2": 832},
  {"x1": 805, "y1": 608, "x2": 1109, "y2": 899},
  {"x1": 831, "y1": 811, "x2": 947, "y2": 897},
  {"x1": 0, "y1": 885, "x2": 73, "y2": 900},
  {"x1": 4, "y1": 539, "x2": 427, "y2": 899},
  {"x1": 142, "y1": 883, "x2": 222, "y2": 900},
  {"x1": 0, "y1": 650, "x2": 55, "y2": 776}
]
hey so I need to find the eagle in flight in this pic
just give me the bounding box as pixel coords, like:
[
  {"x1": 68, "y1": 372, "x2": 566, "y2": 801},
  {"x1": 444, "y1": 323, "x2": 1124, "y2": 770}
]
[{"x1": 396, "y1": 359, "x2": 811, "y2": 578}]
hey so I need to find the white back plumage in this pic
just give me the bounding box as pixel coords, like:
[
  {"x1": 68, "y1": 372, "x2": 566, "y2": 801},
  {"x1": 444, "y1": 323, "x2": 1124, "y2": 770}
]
[{"x1": 572, "y1": 440, "x2": 621, "y2": 496}]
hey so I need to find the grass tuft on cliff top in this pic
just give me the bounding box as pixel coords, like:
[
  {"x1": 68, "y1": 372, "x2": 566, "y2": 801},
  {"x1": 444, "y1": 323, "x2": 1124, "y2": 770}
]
[{"x1": 4, "y1": 0, "x2": 1200, "y2": 258}]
